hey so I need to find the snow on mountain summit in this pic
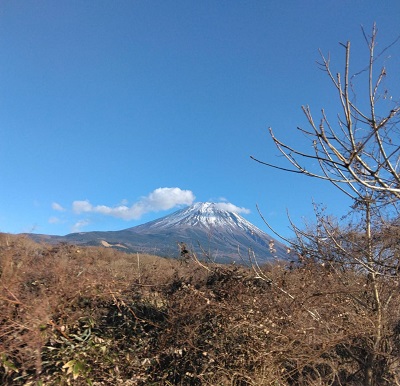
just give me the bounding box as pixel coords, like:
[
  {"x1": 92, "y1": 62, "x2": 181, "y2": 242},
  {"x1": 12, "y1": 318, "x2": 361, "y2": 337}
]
[{"x1": 134, "y1": 202, "x2": 263, "y2": 235}]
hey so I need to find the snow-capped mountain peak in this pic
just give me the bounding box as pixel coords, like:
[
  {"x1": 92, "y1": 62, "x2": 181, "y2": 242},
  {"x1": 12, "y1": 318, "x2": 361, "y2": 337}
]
[
  {"x1": 125, "y1": 202, "x2": 288, "y2": 261},
  {"x1": 162, "y1": 202, "x2": 235, "y2": 226},
  {"x1": 135, "y1": 202, "x2": 257, "y2": 231}
]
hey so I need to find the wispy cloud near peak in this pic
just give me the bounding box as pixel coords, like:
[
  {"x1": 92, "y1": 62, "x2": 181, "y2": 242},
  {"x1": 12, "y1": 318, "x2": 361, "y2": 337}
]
[
  {"x1": 214, "y1": 202, "x2": 251, "y2": 214},
  {"x1": 72, "y1": 219, "x2": 90, "y2": 232},
  {"x1": 52, "y1": 202, "x2": 66, "y2": 212}
]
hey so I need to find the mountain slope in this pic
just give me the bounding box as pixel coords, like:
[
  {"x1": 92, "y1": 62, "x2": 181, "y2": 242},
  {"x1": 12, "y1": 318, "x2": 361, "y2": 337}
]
[{"x1": 29, "y1": 202, "x2": 289, "y2": 263}]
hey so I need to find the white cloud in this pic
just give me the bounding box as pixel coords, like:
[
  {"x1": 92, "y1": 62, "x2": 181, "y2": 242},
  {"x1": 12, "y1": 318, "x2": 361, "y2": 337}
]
[
  {"x1": 52, "y1": 202, "x2": 66, "y2": 212},
  {"x1": 73, "y1": 200, "x2": 94, "y2": 213},
  {"x1": 48, "y1": 216, "x2": 61, "y2": 224},
  {"x1": 72, "y1": 219, "x2": 90, "y2": 232},
  {"x1": 71, "y1": 187, "x2": 196, "y2": 220},
  {"x1": 215, "y1": 202, "x2": 251, "y2": 214}
]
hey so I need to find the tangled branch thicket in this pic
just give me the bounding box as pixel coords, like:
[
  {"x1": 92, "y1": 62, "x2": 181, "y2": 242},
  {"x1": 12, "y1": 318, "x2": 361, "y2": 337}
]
[
  {"x1": 251, "y1": 24, "x2": 400, "y2": 386},
  {"x1": 1, "y1": 234, "x2": 400, "y2": 385}
]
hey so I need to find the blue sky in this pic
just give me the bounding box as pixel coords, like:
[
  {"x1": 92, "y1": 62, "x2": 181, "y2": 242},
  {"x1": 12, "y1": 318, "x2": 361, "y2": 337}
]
[{"x1": 1, "y1": 1, "x2": 399, "y2": 239}]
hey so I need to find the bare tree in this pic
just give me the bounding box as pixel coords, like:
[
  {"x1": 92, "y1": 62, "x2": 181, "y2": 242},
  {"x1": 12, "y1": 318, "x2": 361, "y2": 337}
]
[
  {"x1": 252, "y1": 24, "x2": 400, "y2": 386},
  {"x1": 252, "y1": 24, "x2": 400, "y2": 206}
]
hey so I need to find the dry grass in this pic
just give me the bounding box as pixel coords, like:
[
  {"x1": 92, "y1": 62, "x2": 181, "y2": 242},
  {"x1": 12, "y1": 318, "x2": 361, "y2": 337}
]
[{"x1": 1, "y1": 234, "x2": 400, "y2": 385}]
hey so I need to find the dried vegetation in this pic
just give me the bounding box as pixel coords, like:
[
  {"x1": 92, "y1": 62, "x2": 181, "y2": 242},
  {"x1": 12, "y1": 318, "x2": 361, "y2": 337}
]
[{"x1": 1, "y1": 233, "x2": 400, "y2": 385}]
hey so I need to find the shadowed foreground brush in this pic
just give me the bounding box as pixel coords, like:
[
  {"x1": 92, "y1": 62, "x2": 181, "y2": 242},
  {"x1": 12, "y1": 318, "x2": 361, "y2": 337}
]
[{"x1": 1, "y1": 234, "x2": 400, "y2": 385}]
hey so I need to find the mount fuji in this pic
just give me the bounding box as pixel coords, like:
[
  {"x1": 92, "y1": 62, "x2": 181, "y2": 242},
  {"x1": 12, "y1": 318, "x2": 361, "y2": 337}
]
[{"x1": 30, "y1": 202, "x2": 289, "y2": 263}]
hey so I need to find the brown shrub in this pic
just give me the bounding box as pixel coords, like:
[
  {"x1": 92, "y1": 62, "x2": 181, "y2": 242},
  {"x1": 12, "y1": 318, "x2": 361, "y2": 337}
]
[{"x1": 1, "y1": 235, "x2": 400, "y2": 385}]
